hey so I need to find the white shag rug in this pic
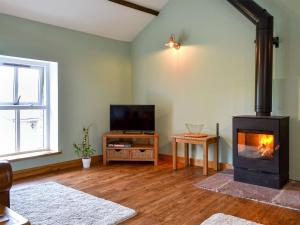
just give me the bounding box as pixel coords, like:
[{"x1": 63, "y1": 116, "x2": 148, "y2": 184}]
[
  {"x1": 201, "y1": 213, "x2": 263, "y2": 225},
  {"x1": 11, "y1": 182, "x2": 137, "y2": 225}
]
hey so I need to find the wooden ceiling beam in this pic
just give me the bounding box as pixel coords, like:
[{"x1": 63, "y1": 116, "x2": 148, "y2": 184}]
[{"x1": 108, "y1": 0, "x2": 159, "y2": 16}]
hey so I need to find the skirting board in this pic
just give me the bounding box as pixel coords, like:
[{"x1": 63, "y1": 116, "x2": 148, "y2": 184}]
[
  {"x1": 13, "y1": 154, "x2": 232, "y2": 181},
  {"x1": 159, "y1": 154, "x2": 232, "y2": 171},
  {"x1": 13, "y1": 155, "x2": 102, "y2": 181}
]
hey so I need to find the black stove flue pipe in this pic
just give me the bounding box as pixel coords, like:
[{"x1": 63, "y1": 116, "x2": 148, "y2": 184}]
[{"x1": 227, "y1": 0, "x2": 275, "y2": 116}]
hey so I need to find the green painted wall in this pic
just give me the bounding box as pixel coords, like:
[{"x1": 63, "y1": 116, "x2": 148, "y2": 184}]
[
  {"x1": 0, "y1": 14, "x2": 132, "y2": 170},
  {"x1": 2, "y1": 0, "x2": 300, "y2": 180},
  {"x1": 131, "y1": 0, "x2": 300, "y2": 180}
]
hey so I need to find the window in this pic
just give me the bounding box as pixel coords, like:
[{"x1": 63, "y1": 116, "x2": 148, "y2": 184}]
[{"x1": 0, "y1": 55, "x2": 58, "y2": 157}]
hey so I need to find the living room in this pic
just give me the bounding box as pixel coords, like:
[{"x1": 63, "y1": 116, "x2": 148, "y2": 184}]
[{"x1": 0, "y1": 0, "x2": 300, "y2": 224}]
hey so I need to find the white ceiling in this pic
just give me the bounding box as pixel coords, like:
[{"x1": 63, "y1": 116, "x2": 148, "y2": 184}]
[{"x1": 0, "y1": 0, "x2": 169, "y2": 42}]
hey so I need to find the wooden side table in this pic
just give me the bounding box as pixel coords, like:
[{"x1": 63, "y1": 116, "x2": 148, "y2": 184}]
[
  {"x1": 172, "y1": 134, "x2": 219, "y2": 175},
  {"x1": 0, "y1": 204, "x2": 30, "y2": 225}
]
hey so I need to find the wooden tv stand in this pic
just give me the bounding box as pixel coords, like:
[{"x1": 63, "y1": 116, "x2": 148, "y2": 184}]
[{"x1": 102, "y1": 132, "x2": 159, "y2": 166}]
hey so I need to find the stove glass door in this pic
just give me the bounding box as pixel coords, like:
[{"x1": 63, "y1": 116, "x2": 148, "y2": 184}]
[{"x1": 238, "y1": 131, "x2": 275, "y2": 160}]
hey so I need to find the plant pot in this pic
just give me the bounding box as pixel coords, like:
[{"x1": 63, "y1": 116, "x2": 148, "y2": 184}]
[{"x1": 82, "y1": 158, "x2": 91, "y2": 169}]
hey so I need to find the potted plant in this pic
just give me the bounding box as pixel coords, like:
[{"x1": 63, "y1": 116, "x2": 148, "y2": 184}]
[{"x1": 73, "y1": 126, "x2": 95, "y2": 169}]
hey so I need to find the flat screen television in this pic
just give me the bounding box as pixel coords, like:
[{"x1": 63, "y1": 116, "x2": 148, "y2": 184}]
[{"x1": 110, "y1": 105, "x2": 155, "y2": 132}]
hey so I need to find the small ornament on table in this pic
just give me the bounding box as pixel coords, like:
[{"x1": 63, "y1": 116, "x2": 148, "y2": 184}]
[{"x1": 184, "y1": 123, "x2": 208, "y2": 138}]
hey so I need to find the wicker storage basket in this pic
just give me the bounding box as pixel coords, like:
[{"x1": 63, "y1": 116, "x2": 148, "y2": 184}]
[
  {"x1": 131, "y1": 149, "x2": 153, "y2": 160},
  {"x1": 107, "y1": 149, "x2": 130, "y2": 160}
]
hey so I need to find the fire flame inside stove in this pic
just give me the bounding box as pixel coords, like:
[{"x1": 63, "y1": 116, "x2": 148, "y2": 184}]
[{"x1": 259, "y1": 135, "x2": 274, "y2": 159}]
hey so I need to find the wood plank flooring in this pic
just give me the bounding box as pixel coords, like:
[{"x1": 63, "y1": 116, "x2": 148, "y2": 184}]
[{"x1": 13, "y1": 160, "x2": 300, "y2": 225}]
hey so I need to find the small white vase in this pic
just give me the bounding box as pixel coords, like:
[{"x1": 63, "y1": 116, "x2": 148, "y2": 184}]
[{"x1": 82, "y1": 158, "x2": 91, "y2": 169}]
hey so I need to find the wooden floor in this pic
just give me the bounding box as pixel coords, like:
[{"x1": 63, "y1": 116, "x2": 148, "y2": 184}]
[{"x1": 14, "y1": 160, "x2": 300, "y2": 225}]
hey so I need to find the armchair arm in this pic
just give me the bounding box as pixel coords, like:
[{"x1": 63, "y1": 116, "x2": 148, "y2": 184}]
[{"x1": 0, "y1": 161, "x2": 13, "y2": 207}]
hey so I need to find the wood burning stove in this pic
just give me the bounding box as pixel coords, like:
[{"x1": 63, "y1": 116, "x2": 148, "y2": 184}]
[
  {"x1": 233, "y1": 116, "x2": 289, "y2": 189},
  {"x1": 227, "y1": 0, "x2": 290, "y2": 189}
]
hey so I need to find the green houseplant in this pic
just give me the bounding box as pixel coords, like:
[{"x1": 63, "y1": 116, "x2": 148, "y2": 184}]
[{"x1": 73, "y1": 126, "x2": 95, "y2": 169}]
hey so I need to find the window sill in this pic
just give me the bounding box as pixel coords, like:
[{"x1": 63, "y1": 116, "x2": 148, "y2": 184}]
[{"x1": 0, "y1": 150, "x2": 62, "y2": 162}]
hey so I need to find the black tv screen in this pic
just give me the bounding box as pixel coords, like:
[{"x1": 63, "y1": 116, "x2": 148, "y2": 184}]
[{"x1": 110, "y1": 105, "x2": 155, "y2": 131}]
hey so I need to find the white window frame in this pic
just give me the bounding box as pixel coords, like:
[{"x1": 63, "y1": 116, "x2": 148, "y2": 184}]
[{"x1": 0, "y1": 56, "x2": 51, "y2": 156}]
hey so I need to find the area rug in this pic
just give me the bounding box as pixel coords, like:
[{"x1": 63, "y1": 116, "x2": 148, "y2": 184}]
[
  {"x1": 194, "y1": 170, "x2": 300, "y2": 211},
  {"x1": 200, "y1": 213, "x2": 262, "y2": 225},
  {"x1": 11, "y1": 182, "x2": 137, "y2": 225}
]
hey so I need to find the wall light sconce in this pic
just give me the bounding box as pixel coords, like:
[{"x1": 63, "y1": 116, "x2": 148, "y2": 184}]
[{"x1": 165, "y1": 34, "x2": 180, "y2": 50}]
